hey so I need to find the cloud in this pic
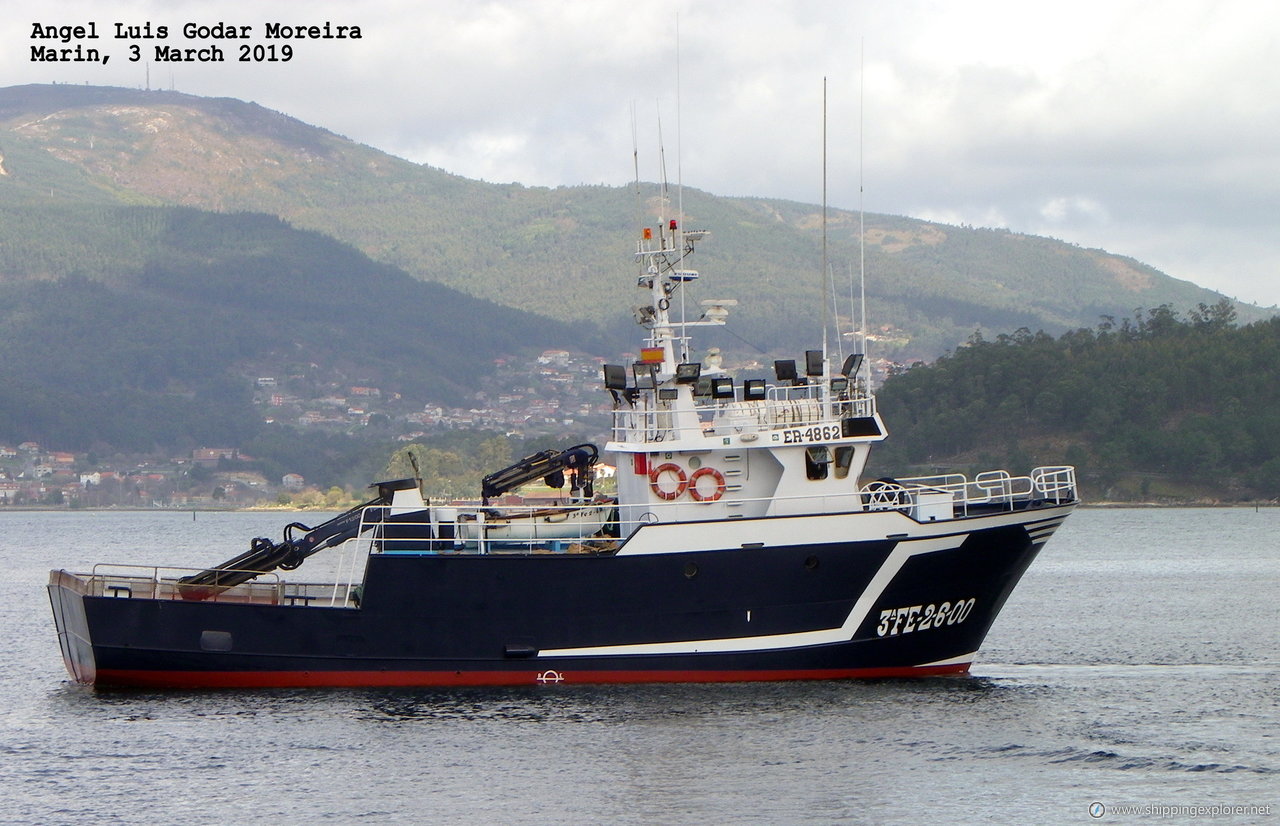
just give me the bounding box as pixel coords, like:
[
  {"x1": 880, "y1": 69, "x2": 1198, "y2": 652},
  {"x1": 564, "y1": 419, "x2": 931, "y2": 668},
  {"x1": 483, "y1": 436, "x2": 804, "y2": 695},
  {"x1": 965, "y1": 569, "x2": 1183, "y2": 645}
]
[
  {"x1": 5, "y1": 0, "x2": 1279, "y2": 307},
  {"x1": 1038, "y1": 196, "x2": 1109, "y2": 226}
]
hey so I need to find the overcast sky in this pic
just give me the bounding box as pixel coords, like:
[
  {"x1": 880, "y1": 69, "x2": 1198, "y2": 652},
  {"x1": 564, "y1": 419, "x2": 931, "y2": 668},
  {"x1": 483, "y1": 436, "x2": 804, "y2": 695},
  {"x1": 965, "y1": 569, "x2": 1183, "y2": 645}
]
[{"x1": 10, "y1": 0, "x2": 1279, "y2": 308}]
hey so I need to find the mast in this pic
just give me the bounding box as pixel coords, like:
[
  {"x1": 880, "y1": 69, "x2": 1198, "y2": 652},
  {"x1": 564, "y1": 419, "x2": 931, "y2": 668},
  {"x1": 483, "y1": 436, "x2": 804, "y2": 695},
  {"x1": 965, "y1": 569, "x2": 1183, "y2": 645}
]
[
  {"x1": 821, "y1": 77, "x2": 829, "y2": 367},
  {"x1": 676, "y1": 14, "x2": 688, "y2": 356},
  {"x1": 820, "y1": 77, "x2": 832, "y2": 405},
  {"x1": 859, "y1": 41, "x2": 868, "y2": 388}
]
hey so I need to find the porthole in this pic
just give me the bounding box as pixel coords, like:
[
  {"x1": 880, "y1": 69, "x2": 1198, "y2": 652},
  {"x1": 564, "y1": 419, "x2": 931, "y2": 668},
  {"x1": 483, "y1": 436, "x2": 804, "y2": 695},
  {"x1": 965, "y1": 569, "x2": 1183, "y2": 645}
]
[
  {"x1": 683, "y1": 562, "x2": 699, "y2": 579},
  {"x1": 804, "y1": 555, "x2": 820, "y2": 571}
]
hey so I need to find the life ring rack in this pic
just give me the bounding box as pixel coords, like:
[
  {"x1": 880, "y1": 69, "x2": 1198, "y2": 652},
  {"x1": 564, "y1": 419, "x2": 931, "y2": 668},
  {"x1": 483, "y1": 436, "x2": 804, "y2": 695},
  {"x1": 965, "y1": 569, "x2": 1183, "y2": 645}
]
[
  {"x1": 688, "y1": 467, "x2": 727, "y2": 502},
  {"x1": 648, "y1": 463, "x2": 688, "y2": 500}
]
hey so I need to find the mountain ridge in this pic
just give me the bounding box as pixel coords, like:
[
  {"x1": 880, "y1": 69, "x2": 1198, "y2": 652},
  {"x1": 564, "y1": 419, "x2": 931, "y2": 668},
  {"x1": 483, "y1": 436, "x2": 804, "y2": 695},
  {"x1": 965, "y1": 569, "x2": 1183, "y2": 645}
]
[{"x1": 2, "y1": 83, "x2": 1266, "y2": 364}]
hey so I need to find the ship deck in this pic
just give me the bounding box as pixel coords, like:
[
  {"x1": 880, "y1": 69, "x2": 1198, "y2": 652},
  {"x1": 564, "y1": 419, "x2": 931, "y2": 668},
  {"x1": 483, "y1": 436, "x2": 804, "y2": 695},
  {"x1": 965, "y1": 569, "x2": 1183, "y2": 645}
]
[{"x1": 49, "y1": 466, "x2": 1076, "y2": 610}]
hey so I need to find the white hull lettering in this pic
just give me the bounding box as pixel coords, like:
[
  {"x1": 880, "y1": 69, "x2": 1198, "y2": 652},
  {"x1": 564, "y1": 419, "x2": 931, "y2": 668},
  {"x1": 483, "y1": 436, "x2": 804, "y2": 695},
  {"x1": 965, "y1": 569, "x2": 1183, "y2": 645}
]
[{"x1": 877, "y1": 598, "x2": 976, "y2": 637}]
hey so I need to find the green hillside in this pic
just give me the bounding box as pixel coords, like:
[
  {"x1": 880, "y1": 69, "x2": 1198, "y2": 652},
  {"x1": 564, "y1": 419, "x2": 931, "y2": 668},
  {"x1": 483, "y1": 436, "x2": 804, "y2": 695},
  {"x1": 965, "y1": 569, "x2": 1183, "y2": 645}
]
[
  {"x1": 868, "y1": 301, "x2": 1280, "y2": 502},
  {"x1": 0, "y1": 204, "x2": 592, "y2": 453},
  {"x1": 1, "y1": 84, "x2": 1265, "y2": 365}
]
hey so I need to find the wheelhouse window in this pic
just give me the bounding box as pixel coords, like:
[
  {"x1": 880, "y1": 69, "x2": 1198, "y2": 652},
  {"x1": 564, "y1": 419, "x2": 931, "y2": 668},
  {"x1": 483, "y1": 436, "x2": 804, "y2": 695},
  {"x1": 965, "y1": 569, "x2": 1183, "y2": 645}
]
[
  {"x1": 805, "y1": 445, "x2": 830, "y2": 480},
  {"x1": 833, "y1": 445, "x2": 855, "y2": 479}
]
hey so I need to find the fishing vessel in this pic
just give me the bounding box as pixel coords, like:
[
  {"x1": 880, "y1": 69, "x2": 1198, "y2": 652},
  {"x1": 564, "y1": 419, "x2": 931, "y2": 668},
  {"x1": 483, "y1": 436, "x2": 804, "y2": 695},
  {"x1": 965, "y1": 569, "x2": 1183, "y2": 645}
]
[{"x1": 47, "y1": 216, "x2": 1077, "y2": 688}]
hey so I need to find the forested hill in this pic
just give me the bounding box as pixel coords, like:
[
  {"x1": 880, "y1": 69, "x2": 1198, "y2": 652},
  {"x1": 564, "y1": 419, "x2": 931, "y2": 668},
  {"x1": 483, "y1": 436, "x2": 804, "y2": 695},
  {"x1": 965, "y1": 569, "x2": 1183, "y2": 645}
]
[
  {"x1": 1, "y1": 83, "x2": 1269, "y2": 364},
  {"x1": 0, "y1": 205, "x2": 595, "y2": 452},
  {"x1": 868, "y1": 301, "x2": 1280, "y2": 502}
]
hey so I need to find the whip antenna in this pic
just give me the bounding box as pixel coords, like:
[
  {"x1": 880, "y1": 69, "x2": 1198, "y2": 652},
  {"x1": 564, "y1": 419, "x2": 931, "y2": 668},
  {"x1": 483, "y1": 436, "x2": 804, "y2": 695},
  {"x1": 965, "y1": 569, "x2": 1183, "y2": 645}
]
[
  {"x1": 631, "y1": 100, "x2": 643, "y2": 226},
  {"x1": 821, "y1": 77, "x2": 830, "y2": 375},
  {"x1": 859, "y1": 41, "x2": 868, "y2": 385}
]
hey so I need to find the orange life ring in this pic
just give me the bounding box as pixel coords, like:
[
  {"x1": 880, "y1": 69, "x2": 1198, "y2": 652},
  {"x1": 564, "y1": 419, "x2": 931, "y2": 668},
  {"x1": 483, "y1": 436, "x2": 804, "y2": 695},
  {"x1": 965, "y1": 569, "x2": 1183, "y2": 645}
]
[
  {"x1": 649, "y1": 463, "x2": 687, "y2": 500},
  {"x1": 688, "y1": 467, "x2": 726, "y2": 502}
]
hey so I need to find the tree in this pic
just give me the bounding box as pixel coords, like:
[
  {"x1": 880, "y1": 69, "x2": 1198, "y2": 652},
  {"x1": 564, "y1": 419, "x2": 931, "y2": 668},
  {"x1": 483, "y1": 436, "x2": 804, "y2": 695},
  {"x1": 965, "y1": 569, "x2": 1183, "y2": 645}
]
[
  {"x1": 868, "y1": 305, "x2": 1280, "y2": 500},
  {"x1": 1190, "y1": 298, "x2": 1238, "y2": 331}
]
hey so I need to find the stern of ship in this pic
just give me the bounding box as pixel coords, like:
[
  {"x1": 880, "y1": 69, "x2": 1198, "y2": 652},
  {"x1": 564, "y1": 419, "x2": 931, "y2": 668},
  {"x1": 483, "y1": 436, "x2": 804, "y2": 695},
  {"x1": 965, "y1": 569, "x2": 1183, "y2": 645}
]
[{"x1": 48, "y1": 571, "x2": 97, "y2": 684}]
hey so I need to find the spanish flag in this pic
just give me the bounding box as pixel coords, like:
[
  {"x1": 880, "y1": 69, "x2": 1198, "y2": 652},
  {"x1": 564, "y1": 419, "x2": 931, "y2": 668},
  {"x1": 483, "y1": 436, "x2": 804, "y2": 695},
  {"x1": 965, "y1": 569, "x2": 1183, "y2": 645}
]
[{"x1": 640, "y1": 347, "x2": 665, "y2": 364}]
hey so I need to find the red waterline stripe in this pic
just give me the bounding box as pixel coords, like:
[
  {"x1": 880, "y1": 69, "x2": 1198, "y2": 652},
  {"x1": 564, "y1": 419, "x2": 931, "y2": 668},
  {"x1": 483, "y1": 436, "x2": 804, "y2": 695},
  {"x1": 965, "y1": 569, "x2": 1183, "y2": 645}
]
[{"x1": 92, "y1": 662, "x2": 971, "y2": 689}]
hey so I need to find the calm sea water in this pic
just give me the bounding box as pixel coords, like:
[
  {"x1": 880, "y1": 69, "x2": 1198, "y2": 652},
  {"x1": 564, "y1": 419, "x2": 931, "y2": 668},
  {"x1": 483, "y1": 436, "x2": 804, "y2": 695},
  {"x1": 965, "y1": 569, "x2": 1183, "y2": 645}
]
[{"x1": 1, "y1": 508, "x2": 1276, "y2": 824}]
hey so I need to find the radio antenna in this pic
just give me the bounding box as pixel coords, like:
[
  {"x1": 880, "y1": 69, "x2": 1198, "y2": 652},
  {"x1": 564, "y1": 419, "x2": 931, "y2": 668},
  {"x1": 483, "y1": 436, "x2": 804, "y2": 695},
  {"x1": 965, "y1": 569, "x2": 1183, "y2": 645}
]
[
  {"x1": 821, "y1": 77, "x2": 830, "y2": 375},
  {"x1": 676, "y1": 13, "x2": 684, "y2": 226},
  {"x1": 631, "y1": 100, "x2": 642, "y2": 224},
  {"x1": 675, "y1": 15, "x2": 690, "y2": 359},
  {"x1": 656, "y1": 105, "x2": 668, "y2": 216},
  {"x1": 858, "y1": 41, "x2": 868, "y2": 385}
]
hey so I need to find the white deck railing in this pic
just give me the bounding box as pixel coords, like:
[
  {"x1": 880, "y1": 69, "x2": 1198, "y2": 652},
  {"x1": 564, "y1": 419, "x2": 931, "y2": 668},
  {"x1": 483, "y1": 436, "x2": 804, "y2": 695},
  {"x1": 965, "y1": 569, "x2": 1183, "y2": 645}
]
[
  {"x1": 51, "y1": 561, "x2": 364, "y2": 608},
  {"x1": 51, "y1": 466, "x2": 1076, "y2": 603},
  {"x1": 610, "y1": 383, "x2": 877, "y2": 444},
  {"x1": 359, "y1": 465, "x2": 1077, "y2": 553},
  {"x1": 889, "y1": 465, "x2": 1078, "y2": 517}
]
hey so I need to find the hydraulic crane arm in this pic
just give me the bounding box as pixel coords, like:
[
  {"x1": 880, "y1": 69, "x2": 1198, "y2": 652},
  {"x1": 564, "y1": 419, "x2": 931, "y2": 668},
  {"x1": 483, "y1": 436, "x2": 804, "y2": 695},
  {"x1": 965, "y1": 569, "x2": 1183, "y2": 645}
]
[
  {"x1": 177, "y1": 478, "x2": 420, "y2": 599},
  {"x1": 480, "y1": 443, "x2": 598, "y2": 503}
]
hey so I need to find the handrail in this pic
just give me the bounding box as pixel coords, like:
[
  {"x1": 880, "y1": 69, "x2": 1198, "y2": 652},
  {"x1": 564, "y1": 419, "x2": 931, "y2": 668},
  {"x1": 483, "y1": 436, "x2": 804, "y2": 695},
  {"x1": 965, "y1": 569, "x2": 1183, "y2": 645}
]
[
  {"x1": 60, "y1": 564, "x2": 368, "y2": 609},
  {"x1": 89, "y1": 563, "x2": 282, "y2": 583},
  {"x1": 1032, "y1": 466, "x2": 1078, "y2": 502},
  {"x1": 78, "y1": 564, "x2": 285, "y2": 604},
  {"x1": 610, "y1": 385, "x2": 877, "y2": 444},
  {"x1": 891, "y1": 466, "x2": 1077, "y2": 517}
]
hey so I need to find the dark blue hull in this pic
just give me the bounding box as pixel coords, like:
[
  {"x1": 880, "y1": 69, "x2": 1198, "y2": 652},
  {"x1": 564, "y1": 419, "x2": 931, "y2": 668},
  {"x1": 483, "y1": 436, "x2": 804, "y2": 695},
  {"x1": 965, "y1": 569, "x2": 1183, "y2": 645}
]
[{"x1": 48, "y1": 506, "x2": 1072, "y2": 687}]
